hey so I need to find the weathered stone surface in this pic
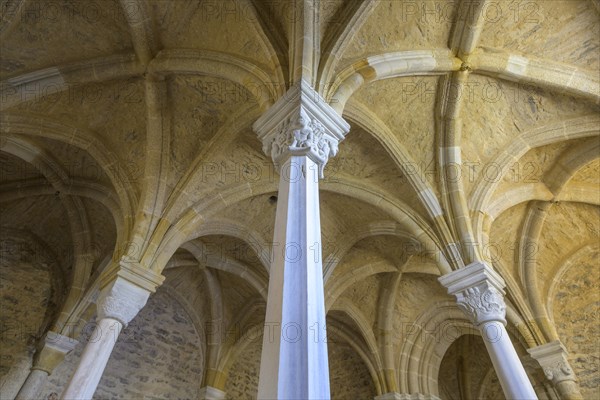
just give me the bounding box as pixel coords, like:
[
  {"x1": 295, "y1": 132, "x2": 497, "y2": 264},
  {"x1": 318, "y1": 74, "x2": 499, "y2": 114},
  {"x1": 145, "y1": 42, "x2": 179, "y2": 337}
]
[
  {"x1": 0, "y1": 237, "x2": 53, "y2": 379},
  {"x1": 328, "y1": 339, "x2": 376, "y2": 400},
  {"x1": 553, "y1": 253, "x2": 600, "y2": 399},
  {"x1": 224, "y1": 334, "x2": 261, "y2": 400}
]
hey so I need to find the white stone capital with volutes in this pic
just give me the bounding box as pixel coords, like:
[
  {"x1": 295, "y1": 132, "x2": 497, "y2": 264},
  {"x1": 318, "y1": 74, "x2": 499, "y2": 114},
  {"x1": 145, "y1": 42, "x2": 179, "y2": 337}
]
[
  {"x1": 438, "y1": 261, "x2": 507, "y2": 326},
  {"x1": 253, "y1": 79, "x2": 350, "y2": 178}
]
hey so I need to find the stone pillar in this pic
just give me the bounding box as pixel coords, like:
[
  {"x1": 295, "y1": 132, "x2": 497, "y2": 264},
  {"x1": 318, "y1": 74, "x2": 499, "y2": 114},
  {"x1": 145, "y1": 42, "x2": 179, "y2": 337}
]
[
  {"x1": 16, "y1": 332, "x2": 77, "y2": 400},
  {"x1": 253, "y1": 79, "x2": 350, "y2": 400},
  {"x1": 198, "y1": 386, "x2": 227, "y2": 400},
  {"x1": 528, "y1": 340, "x2": 583, "y2": 400},
  {"x1": 60, "y1": 262, "x2": 164, "y2": 400},
  {"x1": 375, "y1": 393, "x2": 441, "y2": 400},
  {"x1": 439, "y1": 262, "x2": 538, "y2": 400}
]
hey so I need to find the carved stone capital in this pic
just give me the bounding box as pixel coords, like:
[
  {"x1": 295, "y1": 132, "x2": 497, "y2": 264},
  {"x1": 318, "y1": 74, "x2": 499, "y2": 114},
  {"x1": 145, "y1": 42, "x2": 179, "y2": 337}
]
[
  {"x1": 95, "y1": 260, "x2": 164, "y2": 326},
  {"x1": 438, "y1": 261, "x2": 507, "y2": 325},
  {"x1": 253, "y1": 79, "x2": 350, "y2": 178},
  {"x1": 96, "y1": 277, "x2": 151, "y2": 326},
  {"x1": 528, "y1": 340, "x2": 578, "y2": 384}
]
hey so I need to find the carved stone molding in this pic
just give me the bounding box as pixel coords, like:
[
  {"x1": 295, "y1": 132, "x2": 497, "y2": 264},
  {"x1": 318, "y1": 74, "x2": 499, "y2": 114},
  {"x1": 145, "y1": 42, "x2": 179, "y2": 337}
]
[
  {"x1": 253, "y1": 79, "x2": 350, "y2": 178},
  {"x1": 528, "y1": 340, "x2": 578, "y2": 384},
  {"x1": 438, "y1": 261, "x2": 507, "y2": 325}
]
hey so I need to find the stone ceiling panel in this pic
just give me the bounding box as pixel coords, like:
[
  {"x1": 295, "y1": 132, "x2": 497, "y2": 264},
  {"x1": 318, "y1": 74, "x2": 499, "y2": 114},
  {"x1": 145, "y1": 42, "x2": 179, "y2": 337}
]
[
  {"x1": 478, "y1": 0, "x2": 600, "y2": 70},
  {"x1": 338, "y1": 0, "x2": 455, "y2": 69},
  {"x1": 391, "y1": 273, "x2": 450, "y2": 358},
  {"x1": 460, "y1": 75, "x2": 599, "y2": 194},
  {"x1": 340, "y1": 273, "x2": 382, "y2": 329},
  {"x1": 0, "y1": 151, "x2": 43, "y2": 183},
  {"x1": 151, "y1": 0, "x2": 277, "y2": 71},
  {"x1": 535, "y1": 202, "x2": 599, "y2": 287},
  {"x1": 11, "y1": 77, "x2": 147, "y2": 200},
  {"x1": 351, "y1": 77, "x2": 441, "y2": 202},
  {"x1": 489, "y1": 202, "x2": 529, "y2": 284},
  {"x1": 167, "y1": 76, "x2": 261, "y2": 191},
  {"x1": 0, "y1": 0, "x2": 133, "y2": 79},
  {"x1": 330, "y1": 124, "x2": 431, "y2": 221},
  {"x1": 1, "y1": 196, "x2": 71, "y2": 272},
  {"x1": 571, "y1": 158, "x2": 600, "y2": 185}
]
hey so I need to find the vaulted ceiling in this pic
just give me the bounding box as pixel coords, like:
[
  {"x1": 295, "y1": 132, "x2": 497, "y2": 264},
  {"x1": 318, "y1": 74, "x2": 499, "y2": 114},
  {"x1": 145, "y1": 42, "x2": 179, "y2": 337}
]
[{"x1": 1, "y1": 0, "x2": 598, "y2": 398}]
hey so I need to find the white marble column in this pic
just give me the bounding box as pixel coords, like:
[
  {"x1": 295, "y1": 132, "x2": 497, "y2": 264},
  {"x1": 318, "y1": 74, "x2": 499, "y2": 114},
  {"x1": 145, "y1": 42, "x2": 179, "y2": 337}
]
[
  {"x1": 528, "y1": 340, "x2": 583, "y2": 400},
  {"x1": 16, "y1": 332, "x2": 77, "y2": 400},
  {"x1": 439, "y1": 262, "x2": 538, "y2": 400},
  {"x1": 253, "y1": 79, "x2": 350, "y2": 400},
  {"x1": 60, "y1": 262, "x2": 164, "y2": 400}
]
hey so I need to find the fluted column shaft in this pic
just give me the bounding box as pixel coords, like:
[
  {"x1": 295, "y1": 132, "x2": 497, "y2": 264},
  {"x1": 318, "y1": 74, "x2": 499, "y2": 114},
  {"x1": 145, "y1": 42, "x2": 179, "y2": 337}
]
[{"x1": 439, "y1": 262, "x2": 538, "y2": 400}]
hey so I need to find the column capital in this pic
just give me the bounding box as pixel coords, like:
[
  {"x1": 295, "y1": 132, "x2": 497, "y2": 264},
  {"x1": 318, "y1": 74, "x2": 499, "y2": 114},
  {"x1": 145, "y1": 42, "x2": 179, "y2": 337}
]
[
  {"x1": 253, "y1": 79, "x2": 350, "y2": 178},
  {"x1": 32, "y1": 332, "x2": 78, "y2": 373},
  {"x1": 438, "y1": 261, "x2": 507, "y2": 325},
  {"x1": 528, "y1": 340, "x2": 577, "y2": 384},
  {"x1": 96, "y1": 261, "x2": 163, "y2": 326}
]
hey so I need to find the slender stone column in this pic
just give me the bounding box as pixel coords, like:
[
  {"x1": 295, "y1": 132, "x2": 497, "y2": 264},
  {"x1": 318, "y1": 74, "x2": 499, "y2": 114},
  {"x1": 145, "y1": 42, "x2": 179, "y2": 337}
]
[
  {"x1": 16, "y1": 332, "x2": 77, "y2": 400},
  {"x1": 528, "y1": 340, "x2": 583, "y2": 400},
  {"x1": 439, "y1": 262, "x2": 538, "y2": 400},
  {"x1": 60, "y1": 262, "x2": 164, "y2": 400},
  {"x1": 253, "y1": 79, "x2": 350, "y2": 400}
]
